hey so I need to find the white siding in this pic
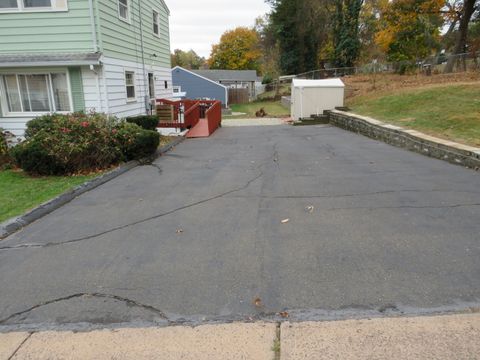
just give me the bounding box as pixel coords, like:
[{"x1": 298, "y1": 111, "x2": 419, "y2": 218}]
[
  {"x1": 101, "y1": 56, "x2": 173, "y2": 118},
  {"x1": 81, "y1": 66, "x2": 108, "y2": 113},
  {"x1": 0, "y1": 58, "x2": 173, "y2": 136}
]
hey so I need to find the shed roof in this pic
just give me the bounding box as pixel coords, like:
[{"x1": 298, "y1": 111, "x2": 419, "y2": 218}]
[
  {"x1": 0, "y1": 53, "x2": 102, "y2": 68},
  {"x1": 292, "y1": 78, "x2": 345, "y2": 88},
  {"x1": 191, "y1": 70, "x2": 258, "y2": 82}
]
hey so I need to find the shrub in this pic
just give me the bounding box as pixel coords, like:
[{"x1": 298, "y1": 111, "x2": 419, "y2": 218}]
[
  {"x1": 125, "y1": 115, "x2": 159, "y2": 131},
  {"x1": 0, "y1": 128, "x2": 11, "y2": 168},
  {"x1": 14, "y1": 113, "x2": 161, "y2": 175},
  {"x1": 115, "y1": 122, "x2": 160, "y2": 161},
  {"x1": 24, "y1": 115, "x2": 56, "y2": 138},
  {"x1": 11, "y1": 140, "x2": 65, "y2": 175},
  {"x1": 14, "y1": 113, "x2": 122, "y2": 175}
]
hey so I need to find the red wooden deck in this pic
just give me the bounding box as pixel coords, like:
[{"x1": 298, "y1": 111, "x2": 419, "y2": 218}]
[{"x1": 156, "y1": 99, "x2": 222, "y2": 138}]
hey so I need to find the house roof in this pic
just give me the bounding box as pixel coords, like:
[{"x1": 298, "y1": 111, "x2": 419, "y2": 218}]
[
  {"x1": 191, "y1": 70, "x2": 258, "y2": 82},
  {"x1": 0, "y1": 53, "x2": 102, "y2": 68},
  {"x1": 160, "y1": 0, "x2": 170, "y2": 15},
  {"x1": 292, "y1": 78, "x2": 345, "y2": 88}
]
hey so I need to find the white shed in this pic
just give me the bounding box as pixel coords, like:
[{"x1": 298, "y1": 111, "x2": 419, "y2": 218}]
[{"x1": 291, "y1": 78, "x2": 345, "y2": 120}]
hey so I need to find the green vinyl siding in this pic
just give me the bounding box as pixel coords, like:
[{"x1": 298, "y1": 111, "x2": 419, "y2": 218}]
[
  {"x1": 68, "y1": 67, "x2": 85, "y2": 112},
  {"x1": 0, "y1": 0, "x2": 94, "y2": 54},
  {"x1": 97, "y1": 0, "x2": 171, "y2": 68}
]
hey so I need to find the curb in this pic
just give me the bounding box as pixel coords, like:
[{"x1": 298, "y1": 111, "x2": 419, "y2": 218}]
[
  {"x1": 328, "y1": 110, "x2": 480, "y2": 170},
  {"x1": 0, "y1": 136, "x2": 185, "y2": 240}
]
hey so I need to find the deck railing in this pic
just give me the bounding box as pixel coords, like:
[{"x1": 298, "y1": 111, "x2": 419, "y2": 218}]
[{"x1": 156, "y1": 98, "x2": 222, "y2": 133}]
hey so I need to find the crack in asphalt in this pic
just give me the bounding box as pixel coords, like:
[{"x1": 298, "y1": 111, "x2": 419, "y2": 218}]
[
  {"x1": 226, "y1": 188, "x2": 480, "y2": 200},
  {"x1": 0, "y1": 293, "x2": 169, "y2": 325},
  {"x1": 147, "y1": 163, "x2": 163, "y2": 175},
  {"x1": 7, "y1": 332, "x2": 33, "y2": 360},
  {"x1": 0, "y1": 150, "x2": 275, "y2": 252},
  {"x1": 324, "y1": 203, "x2": 480, "y2": 211}
]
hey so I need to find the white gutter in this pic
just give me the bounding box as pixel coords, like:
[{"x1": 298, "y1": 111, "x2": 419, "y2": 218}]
[{"x1": 0, "y1": 60, "x2": 101, "y2": 68}]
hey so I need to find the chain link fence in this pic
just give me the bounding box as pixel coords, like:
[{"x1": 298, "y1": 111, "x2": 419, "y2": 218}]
[{"x1": 293, "y1": 53, "x2": 480, "y2": 80}]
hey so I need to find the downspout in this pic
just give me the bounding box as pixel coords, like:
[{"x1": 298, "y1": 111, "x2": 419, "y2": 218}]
[
  {"x1": 88, "y1": 0, "x2": 98, "y2": 52},
  {"x1": 88, "y1": 0, "x2": 101, "y2": 112},
  {"x1": 138, "y1": 0, "x2": 149, "y2": 114},
  {"x1": 93, "y1": 0, "x2": 109, "y2": 114}
]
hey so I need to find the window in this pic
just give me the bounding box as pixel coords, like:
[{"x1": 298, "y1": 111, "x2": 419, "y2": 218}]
[
  {"x1": 152, "y1": 10, "x2": 159, "y2": 36},
  {"x1": 118, "y1": 0, "x2": 128, "y2": 21},
  {"x1": 148, "y1": 73, "x2": 155, "y2": 99},
  {"x1": 0, "y1": 0, "x2": 63, "y2": 11},
  {"x1": 1, "y1": 73, "x2": 70, "y2": 114},
  {"x1": 23, "y1": 0, "x2": 51, "y2": 7},
  {"x1": 125, "y1": 71, "x2": 136, "y2": 100},
  {"x1": 0, "y1": 0, "x2": 18, "y2": 9}
]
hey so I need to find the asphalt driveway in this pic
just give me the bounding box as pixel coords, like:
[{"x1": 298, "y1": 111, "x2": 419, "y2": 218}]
[{"x1": 1, "y1": 124, "x2": 479, "y2": 329}]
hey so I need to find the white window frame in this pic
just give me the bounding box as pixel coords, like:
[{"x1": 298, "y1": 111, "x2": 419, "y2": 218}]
[
  {"x1": 124, "y1": 70, "x2": 136, "y2": 102},
  {"x1": 0, "y1": 70, "x2": 74, "y2": 117},
  {"x1": 0, "y1": 0, "x2": 68, "y2": 13},
  {"x1": 118, "y1": 0, "x2": 130, "y2": 23},
  {"x1": 152, "y1": 9, "x2": 160, "y2": 37}
]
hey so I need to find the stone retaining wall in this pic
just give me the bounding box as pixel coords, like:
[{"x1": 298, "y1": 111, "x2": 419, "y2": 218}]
[{"x1": 328, "y1": 110, "x2": 480, "y2": 170}]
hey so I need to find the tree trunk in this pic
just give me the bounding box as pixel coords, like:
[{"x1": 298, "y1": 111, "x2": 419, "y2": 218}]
[{"x1": 444, "y1": 0, "x2": 477, "y2": 73}]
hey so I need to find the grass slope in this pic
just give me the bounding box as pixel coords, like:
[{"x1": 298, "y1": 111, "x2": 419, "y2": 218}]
[
  {"x1": 349, "y1": 84, "x2": 480, "y2": 147},
  {"x1": 0, "y1": 170, "x2": 97, "y2": 223},
  {"x1": 227, "y1": 101, "x2": 289, "y2": 119}
]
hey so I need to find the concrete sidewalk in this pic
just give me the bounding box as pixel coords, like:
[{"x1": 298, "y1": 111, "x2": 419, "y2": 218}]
[{"x1": 2, "y1": 313, "x2": 480, "y2": 359}]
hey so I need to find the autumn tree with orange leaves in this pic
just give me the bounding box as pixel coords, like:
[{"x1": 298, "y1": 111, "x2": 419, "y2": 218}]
[
  {"x1": 208, "y1": 27, "x2": 263, "y2": 72},
  {"x1": 375, "y1": 0, "x2": 444, "y2": 69}
]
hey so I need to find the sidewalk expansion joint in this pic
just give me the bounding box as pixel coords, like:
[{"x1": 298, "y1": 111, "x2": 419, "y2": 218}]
[{"x1": 7, "y1": 332, "x2": 33, "y2": 360}]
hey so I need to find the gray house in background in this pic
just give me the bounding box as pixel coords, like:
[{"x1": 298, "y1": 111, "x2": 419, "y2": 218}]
[
  {"x1": 192, "y1": 69, "x2": 258, "y2": 99},
  {"x1": 171, "y1": 66, "x2": 228, "y2": 107}
]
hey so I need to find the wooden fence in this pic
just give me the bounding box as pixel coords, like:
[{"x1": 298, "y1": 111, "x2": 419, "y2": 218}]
[{"x1": 228, "y1": 88, "x2": 249, "y2": 105}]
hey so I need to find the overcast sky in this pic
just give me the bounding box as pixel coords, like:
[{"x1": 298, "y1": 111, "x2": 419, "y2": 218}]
[{"x1": 167, "y1": 0, "x2": 271, "y2": 58}]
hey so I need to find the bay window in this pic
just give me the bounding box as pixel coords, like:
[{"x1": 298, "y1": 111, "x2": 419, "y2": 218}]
[{"x1": 1, "y1": 73, "x2": 71, "y2": 114}]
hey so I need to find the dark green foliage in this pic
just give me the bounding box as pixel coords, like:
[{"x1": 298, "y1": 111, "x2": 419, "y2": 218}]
[
  {"x1": 12, "y1": 140, "x2": 65, "y2": 175},
  {"x1": 333, "y1": 0, "x2": 364, "y2": 68},
  {"x1": 114, "y1": 123, "x2": 160, "y2": 161},
  {"x1": 126, "y1": 115, "x2": 159, "y2": 131},
  {"x1": 267, "y1": 0, "x2": 329, "y2": 74},
  {"x1": 0, "y1": 129, "x2": 12, "y2": 168}
]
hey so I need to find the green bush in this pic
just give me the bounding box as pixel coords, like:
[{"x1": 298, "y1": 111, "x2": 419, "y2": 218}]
[
  {"x1": 11, "y1": 140, "x2": 65, "y2": 175},
  {"x1": 115, "y1": 122, "x2": 160, "y2": 161},
  {"x1": 125, "y1": 115, "x2": 159, "y2": 131},
  {"x1": 14, "y1": 113, "x2": 161, "y2": 175},
  {"x1": 0, "y1": 129, "x2": 11, "y2": 168},
  {"x1": 14, "y1": 114, "x2": 122, "y2": 175}
]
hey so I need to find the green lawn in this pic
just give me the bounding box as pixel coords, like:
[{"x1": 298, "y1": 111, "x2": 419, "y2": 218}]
[
  {"x1": 348, "y1": 84, "x2": 480, "y2": 147},
  {"x1": 0, "y1": 170, "x2": 98, "y2": 223},
  {"x1": 227, "y1": 101, "x2": 290, "y2": 119}
]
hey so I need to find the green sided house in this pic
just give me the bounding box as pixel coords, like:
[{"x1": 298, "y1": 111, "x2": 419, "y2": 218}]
[{"x1": 0, "y1": 0, "x2": 173, "y2": 136}]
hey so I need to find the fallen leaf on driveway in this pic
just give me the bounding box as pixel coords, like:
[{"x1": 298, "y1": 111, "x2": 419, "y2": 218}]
[
  {"x1": 253, "y1": 297, "x2": 263, "y2": 307},
  {"x1": 281, "y1": 219, "x2": 290, "y2": 224},
  {"x1": 278, "y1": 311, "x2": 289, "y2": 318},
  {"x1": 176, "y1": 229, "x2": 184, "y2": 234},
  {"x1": 305, "y1": 205, "x2": 315, "y2": 213}
]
